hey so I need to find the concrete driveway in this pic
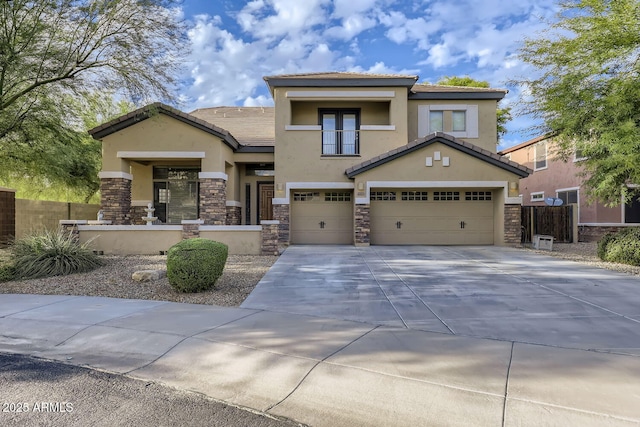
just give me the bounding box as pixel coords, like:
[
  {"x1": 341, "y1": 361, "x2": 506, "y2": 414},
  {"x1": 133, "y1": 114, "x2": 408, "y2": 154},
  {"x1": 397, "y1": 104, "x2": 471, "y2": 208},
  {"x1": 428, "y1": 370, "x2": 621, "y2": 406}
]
[{"x1": 242, "y1": 245, "x2": 640, "y2": 353}]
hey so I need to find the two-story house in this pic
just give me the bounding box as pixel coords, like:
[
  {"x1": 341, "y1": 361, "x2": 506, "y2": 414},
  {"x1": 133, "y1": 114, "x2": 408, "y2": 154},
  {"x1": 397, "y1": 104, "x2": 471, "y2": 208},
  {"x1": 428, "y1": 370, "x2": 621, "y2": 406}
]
[
  {"x1": 90, "y1": 72, "x2": 530, "y2": 246},
  {"x1": 501, "y1": 134, "x2": 640, "y2": 241}
]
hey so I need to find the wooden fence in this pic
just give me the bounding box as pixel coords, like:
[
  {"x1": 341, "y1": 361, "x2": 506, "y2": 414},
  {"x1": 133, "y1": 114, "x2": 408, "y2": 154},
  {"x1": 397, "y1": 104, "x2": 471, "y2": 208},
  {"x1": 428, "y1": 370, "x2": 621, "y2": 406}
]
[{"x1": 521, "y1": 205, "x2": 574, "y2": 243}]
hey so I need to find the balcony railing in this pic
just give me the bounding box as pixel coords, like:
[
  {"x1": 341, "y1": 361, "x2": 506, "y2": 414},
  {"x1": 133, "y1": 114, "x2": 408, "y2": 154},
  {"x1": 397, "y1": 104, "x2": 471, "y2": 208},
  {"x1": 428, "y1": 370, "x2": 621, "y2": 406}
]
[{"x1": 322, "y1": 129, "x2": 359, "y2": 155}]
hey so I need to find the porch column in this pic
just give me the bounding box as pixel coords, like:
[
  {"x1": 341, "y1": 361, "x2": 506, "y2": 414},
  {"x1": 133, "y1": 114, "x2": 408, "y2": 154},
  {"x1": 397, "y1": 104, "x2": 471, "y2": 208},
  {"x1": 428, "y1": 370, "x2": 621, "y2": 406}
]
[
  {"x1": 504, "y1": 204, "x2": 522, "y2": 245},
  {"x1": 199, "y1": 172, "x2": 227, "y2": 225},
  {"x1": 226, "y1": 201, "x2": 242, "y2": 225},
  {"x1": 354, "y1": 204, "x2": 370, "y2": 246},
  {"x1": 99, "y1": 172, "x2": 132, "y2": 225},
  {"x1": 273, "y1": 203, "x2": 290, "y2": 244}
]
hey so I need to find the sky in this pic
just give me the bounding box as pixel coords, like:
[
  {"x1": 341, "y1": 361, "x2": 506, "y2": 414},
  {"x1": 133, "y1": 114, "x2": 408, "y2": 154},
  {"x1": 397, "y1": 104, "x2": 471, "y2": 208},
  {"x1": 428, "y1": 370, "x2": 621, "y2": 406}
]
[{"x1": 176, "y1": 0, "x2": 560, "y2": 149}]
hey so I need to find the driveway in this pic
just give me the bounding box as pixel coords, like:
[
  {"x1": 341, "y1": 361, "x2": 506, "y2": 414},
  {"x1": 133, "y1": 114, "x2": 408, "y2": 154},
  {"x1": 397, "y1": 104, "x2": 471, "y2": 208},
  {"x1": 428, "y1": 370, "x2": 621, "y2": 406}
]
[{"x1": 242, "y1": 245, "x2": 640, "y2": 353}]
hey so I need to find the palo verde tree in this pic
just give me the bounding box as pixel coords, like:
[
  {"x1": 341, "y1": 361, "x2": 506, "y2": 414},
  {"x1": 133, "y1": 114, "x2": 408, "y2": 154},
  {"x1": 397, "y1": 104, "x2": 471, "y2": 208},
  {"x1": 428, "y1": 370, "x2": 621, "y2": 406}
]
[
  {"x1": 512, "y1": 0, "x2": 640, "y2": 206},
  {"x1": 437, "y1": 76, "x2": 512, "y2": 142},
  {"x1": 0, "y1": 0, "x2": 187, "y2": 200}
]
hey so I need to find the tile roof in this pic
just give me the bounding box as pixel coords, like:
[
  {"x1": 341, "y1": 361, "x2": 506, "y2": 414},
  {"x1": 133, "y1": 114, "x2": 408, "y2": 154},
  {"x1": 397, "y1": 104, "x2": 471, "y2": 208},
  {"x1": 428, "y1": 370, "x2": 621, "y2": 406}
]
[
  {"x1": 499, "y1": 133, "x2": 554, "y2": 154},
  {"x1": 345, "y1": 132, "x2": 532, "y2": 178},
  {"x1": 411, "y1": 83, "x2": 508, "y2": 94},
  {"x1": 190, "y1": 106, "x2": 275, "y2": 146},
  {"x1": 264, "y1": 71, "x2": 419, "y2": 80}
]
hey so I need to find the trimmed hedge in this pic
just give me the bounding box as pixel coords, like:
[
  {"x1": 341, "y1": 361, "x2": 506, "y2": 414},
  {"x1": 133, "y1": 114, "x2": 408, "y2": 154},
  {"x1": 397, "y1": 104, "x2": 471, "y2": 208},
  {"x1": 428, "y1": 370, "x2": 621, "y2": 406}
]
[
  {"x1": 166, "y1": 238, "x2": 228, "y2": 293},
  {"x1": 597, "y1": 228, "x2": 640, "y2": 266}
]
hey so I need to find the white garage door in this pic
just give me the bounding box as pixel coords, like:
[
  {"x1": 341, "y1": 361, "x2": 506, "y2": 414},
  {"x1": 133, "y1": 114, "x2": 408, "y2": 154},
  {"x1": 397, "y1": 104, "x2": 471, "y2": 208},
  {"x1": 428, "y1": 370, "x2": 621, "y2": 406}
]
[
  {"x1": 290, "y1": 191, "x2": 353, "y2": 244},
  {"x1": 370, "y1": 189, "x2": 494, "y2": 245}
]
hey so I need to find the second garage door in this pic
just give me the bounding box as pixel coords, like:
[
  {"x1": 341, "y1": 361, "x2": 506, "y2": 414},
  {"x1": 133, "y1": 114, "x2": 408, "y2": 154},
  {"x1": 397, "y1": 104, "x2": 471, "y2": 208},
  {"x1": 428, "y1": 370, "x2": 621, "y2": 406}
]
[
  {"x1": 370, "y1": 189, "x2": 494, "y2": 245},
  {"x1": 290, "y1": 191, "x2": 353, "y2": 244}
]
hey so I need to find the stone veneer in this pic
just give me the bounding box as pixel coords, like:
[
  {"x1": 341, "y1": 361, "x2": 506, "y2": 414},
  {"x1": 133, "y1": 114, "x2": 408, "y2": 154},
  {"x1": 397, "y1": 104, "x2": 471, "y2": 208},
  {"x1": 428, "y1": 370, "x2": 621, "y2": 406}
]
[
  {"x1": 130, "y1": 205, "x2": 148, "y2": 225},
  {"x1": 100, "y1": 178, "x2": 131, "y2": 225},
  {"x1": 354, "y1": 204, "x2": 370, "y2": 245},
  {"x1": 273, "y1": 204, "x2": 290, "y2": 244},
  {"x1": 182, "y1": 221, "x2": 203, "y2": 240},
  {"x1": 59, "y1": 221, "x2": 81, "y2": 244},
  {"x1": 226, "y1": 205, "x2": 242, "y2": 225},
  {"x1": 261, "y1": 221, "x2": 280, "y2": 255},
  {"x1": 199, "y1": 178, "x2": 227, "y2": 225},
  {"x1": 578, "y1": 225, "x2": 637, "y2": 242},
  {"x1": 503, "y1": 204, "x2": 522, "y2": 245}
]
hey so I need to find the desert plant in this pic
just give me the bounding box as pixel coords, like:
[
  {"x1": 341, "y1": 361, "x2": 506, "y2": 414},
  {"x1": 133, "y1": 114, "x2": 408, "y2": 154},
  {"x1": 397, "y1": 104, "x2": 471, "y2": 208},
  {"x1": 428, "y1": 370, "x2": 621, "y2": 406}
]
[
  {"x1": 597, "y1": 228, "x2": 640, "y2": 266},
  {"x1": 10, "y1": 229, "x2": 103, "y2": 279},
  {"x1": 0, "y1": 264, "x2": 15, "y2": 282},
  {"x1": 166, "y1": 238, "x2": 228, "y2": 293}
]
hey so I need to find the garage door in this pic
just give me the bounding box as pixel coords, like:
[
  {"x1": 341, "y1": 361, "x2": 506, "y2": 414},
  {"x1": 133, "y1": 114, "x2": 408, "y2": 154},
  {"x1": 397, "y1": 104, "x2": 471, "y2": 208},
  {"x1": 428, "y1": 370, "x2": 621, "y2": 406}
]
[
  {"x1": 370, "y1": 190, "x2": 494, "y2": 245},
  {"x1": 290, "y1": 191, "x2": 353, "y2": 244}
]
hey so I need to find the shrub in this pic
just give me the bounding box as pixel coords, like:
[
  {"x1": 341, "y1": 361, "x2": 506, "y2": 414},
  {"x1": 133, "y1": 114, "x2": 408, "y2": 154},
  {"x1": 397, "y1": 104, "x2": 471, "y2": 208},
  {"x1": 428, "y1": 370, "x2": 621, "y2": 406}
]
[
  {"x1": 166, "y1": 238, "x2": 228, "y2": 293},
  {"x1": 0, "y1": 264, "x2": 15, "y2": 282},
  {"x1": 10, "y1": 230, "x2": 103, "y2": 279},
  {"x1": 597, "y1": 228, "x2": 640, "y2": 266}
]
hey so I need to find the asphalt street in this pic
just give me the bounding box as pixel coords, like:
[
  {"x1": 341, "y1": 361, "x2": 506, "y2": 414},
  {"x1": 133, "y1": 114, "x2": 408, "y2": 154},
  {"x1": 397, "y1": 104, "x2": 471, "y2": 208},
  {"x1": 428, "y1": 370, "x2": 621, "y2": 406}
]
[{"x1": 0, "y1": 353, "x2": 303, "y2": 427}]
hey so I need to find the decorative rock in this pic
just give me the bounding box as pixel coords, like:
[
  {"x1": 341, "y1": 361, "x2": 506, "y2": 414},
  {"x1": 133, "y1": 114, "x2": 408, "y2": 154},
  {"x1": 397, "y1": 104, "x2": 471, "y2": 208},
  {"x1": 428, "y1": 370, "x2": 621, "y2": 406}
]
[{"x1": 132, "y1": 270, "x2": 166, "y2": 282}]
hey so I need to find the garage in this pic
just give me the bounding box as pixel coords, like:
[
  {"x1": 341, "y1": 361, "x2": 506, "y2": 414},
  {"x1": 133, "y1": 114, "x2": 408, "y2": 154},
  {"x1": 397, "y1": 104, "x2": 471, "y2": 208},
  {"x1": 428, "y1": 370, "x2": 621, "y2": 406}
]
[
  {"x1": 370, "y1": 189, "x2": 494, "y2": 245},
  {"x1": 290, "y1": 190, "x2": 353, "y2": 244}
]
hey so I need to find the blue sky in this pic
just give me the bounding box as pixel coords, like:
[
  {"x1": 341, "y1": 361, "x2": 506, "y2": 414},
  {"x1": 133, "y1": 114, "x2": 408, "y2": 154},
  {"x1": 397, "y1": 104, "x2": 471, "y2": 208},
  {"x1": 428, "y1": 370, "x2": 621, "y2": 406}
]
[{"x1": 176, "y1": 0, "x2": 560, "y2": 149}]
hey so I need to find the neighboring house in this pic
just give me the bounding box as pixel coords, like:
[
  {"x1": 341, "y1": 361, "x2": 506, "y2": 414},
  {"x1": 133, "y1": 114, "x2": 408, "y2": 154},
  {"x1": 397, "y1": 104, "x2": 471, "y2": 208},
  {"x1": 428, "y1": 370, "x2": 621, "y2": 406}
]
[
  {"x1": 90, "y1": 72, "x2": 531, "y2": 246},
  {"x1": 500, "y1": 134, "x2": 640, "y2": 241}
]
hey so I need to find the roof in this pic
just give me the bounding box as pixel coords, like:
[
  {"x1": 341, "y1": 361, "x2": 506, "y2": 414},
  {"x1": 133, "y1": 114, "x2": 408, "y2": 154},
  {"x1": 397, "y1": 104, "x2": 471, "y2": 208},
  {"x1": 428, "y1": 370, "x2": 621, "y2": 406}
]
[
  {"x1": 263, "y1": 71, "x2": 419, "y2": 94},
  {"x1": 409, "y1": 83, "x2": 508, "y2": 100},
  {"x1": 89, "y1": 103, "x2": 240, "y2": 150},
  {"x1": 499, "y1": 133, "x2": 554, "y2": 155},
  {"x1": 189, "y1": 107, "x2": 275, "y2": 146},
  {"x1": 345, "y1": 132, "x2": 532, "y2": 178}
]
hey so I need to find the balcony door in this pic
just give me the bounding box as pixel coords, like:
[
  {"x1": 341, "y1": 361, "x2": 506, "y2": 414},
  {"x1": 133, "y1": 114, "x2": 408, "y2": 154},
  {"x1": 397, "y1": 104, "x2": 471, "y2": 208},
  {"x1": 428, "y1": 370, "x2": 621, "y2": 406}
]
[{"x1": 320, "y1": 109, "x2": 360, "y2": 155}]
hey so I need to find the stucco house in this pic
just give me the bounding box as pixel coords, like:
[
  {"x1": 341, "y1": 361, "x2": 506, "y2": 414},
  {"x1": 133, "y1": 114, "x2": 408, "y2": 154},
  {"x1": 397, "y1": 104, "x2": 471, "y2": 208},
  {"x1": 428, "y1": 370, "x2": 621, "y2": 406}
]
[
  {"x1": 500, "y1": 134, "x2": 640, "y2": 241},
  {"x1": 90, "y1": 72, "x2": 531, "y2": 247}
]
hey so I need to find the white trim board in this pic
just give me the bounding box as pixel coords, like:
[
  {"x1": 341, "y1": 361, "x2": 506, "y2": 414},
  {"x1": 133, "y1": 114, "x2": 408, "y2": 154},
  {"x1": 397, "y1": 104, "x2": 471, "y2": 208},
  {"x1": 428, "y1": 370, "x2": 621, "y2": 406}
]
[
  {"x1": 117, "y1": 151, "x2": 205, "y2": 159},
  {"x1": 272, "y1": 182, "x2": 354, "y2": 204},
  {"x1": 98, "y1": 171, "x2": 133, "y2": 180},
  {"x1": 361, "y1": 180, "x2": 512, "y2": 203},
  {"x1": 199, "y1": 172, "x2": 228, "y2": 181}
]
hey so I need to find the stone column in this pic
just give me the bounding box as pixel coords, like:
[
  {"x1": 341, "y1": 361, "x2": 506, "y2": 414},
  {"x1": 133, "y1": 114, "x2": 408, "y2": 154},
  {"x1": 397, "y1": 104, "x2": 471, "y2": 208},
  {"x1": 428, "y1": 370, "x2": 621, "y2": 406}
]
[
  {"x1": 99, "y1": 175, "x2": 132, "y2": 225},
  {"x1": 273, "y1": 203, "x2": 289, "y2": 245},
  {"x1": 261, "y1": 220, "x2": 280, "y2": 255},
  {"x1": 225, "y1": 202, "x2": 242, "y2": 225},
  {"x1": 354, "y1": 204, "x2": 370, "y2": 246},
  {"x1": 59, "y1": 220, "x2": 87, "y2": 244},
  {"x1": 199, "y1": 176, "x2": 227, "y2": 225},
  {"x1": 503, "y1": 204, "x2": 522, "y2": 245},
  {"x1": 181, "y1": 220, "x2": 203, "y2": 240}
]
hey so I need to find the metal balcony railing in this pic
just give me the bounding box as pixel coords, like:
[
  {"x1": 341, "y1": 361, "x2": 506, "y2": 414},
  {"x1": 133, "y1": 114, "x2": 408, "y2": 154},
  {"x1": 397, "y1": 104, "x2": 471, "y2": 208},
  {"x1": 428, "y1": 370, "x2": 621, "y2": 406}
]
[{"x1": 322, "y1": 129, "x2": 359, "y2": 155}]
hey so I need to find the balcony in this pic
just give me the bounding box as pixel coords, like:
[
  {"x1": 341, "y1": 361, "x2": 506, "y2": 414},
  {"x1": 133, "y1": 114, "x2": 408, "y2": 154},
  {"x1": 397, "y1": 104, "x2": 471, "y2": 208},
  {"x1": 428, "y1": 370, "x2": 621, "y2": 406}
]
[{"x1": 322, "y1": 129, "x2": 359, "y2": 155}]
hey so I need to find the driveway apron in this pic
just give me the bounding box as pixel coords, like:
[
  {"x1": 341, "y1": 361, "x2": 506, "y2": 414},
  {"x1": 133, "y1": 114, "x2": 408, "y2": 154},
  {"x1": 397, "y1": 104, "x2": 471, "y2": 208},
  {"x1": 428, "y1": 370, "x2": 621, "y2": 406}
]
[{"x1": 242, "y1": 245, "x2": 640, "y2": 353}]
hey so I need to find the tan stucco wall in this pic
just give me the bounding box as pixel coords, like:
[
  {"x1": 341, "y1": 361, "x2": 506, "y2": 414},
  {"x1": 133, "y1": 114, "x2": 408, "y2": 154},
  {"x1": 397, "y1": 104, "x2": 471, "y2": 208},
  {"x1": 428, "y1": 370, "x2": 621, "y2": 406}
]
[
  {"x1": 407, "y1": 99, "x2": 499, "y2": 152},
  {"x1": 273, "y1": 86, "x2": 409, "y2": 188},
  {"x1": 100, "y1": 114, "x2": 226, "y2": 173},
  {"x1": 199, "y1": 230, "x2": 261, "y2": 254},
  {"x1": 79, "y1": 229, "x2": 182, "y2": 255},
  {"x1": 354, "y1": 142, "x2": 520, "y2": 183},
  {"x1": 78, "y1": 228, "x2": 261, "y2": 255}
]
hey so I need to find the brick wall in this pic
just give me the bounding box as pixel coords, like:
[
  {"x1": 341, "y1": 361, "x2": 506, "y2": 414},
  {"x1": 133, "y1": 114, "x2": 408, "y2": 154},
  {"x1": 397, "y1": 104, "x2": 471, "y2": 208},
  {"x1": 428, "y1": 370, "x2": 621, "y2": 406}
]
[
  {"x1": 504, "y1": 204, "x2": 522, "y2": 245},
  {"x1": 578, "y1": 225, "x2": 640, "y2": 242},
  {"x1": 0, "y1": 189, "x2": 15, "y2": 245},
  {"x1": 226, "y1": 206, "x2": 242, "y2": 225}
]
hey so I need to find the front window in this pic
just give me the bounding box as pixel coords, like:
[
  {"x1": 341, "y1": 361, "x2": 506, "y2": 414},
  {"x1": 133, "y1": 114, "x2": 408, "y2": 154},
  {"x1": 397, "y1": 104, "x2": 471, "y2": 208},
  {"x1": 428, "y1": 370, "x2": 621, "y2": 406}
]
[
  {"x1": 452, "y1": 111, "x2": 466, "y2": 132},
  {"x1": 153, "y1": 167, "x2": 199, "y2": 224},
  {"x1": 429, "y1": 111, "x2": 443, "y2": 132},
  {"x1": 320, "y1": 109, "x2": 360, "y2": 155}
]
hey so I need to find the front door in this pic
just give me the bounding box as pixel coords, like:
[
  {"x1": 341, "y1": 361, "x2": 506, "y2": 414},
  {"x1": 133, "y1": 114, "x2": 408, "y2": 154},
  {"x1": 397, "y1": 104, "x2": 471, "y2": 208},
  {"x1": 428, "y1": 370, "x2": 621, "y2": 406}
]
[{"x1": 259, "y1": 183, "x2": 274, "y2": 221}]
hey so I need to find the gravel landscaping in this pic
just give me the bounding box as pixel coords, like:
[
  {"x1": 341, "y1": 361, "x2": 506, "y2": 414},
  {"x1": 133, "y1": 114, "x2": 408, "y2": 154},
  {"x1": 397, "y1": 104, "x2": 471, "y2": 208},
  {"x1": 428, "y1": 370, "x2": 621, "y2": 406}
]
[{"x1": 1, "y1": 242, "x2": 639, "y2": 307}]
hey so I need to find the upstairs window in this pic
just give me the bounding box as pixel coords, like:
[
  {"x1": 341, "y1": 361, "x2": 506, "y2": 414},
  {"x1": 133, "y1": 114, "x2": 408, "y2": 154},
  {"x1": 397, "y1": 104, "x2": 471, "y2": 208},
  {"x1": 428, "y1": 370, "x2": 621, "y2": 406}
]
[
  {"x1": 534, "y1": 141, "x2": 547, "y2": 170},
  {"x1": 429, "y1": 111, "x2": 443, "y2": 132},
  {"x1": 452, "y1": 111, "x2": 466, "y2": 132},
  {"x1": 320, "y1": 109, "x2": 360, "y2": 155}
]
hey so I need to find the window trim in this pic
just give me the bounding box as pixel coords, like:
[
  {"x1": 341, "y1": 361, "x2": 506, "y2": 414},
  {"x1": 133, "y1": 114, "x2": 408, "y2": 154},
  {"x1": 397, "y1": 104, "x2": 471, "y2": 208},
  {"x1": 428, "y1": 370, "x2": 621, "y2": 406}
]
[
  {"x1": 418, "y1": 104, "x2": 479, "y2": 138},
  {"x1": 531, "y1": 191, "x2": 545, "y2": 202},
  {"x1": 319, "y1": 108, "x2": 361, "y2": 156}
]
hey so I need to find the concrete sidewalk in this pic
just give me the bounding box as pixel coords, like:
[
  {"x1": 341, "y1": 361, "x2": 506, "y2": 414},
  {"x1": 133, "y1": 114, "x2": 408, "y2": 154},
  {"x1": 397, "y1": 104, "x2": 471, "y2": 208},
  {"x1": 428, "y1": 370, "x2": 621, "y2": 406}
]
[{"x1": 1, "y1": 294, "x2": 639, "y2": 426}]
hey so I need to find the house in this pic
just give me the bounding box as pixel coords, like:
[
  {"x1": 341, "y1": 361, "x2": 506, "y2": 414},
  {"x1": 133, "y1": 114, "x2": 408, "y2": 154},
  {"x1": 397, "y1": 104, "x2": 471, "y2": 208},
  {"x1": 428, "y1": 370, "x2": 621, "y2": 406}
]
[
  {"x1": 90, "y1": 72, "x2": 531, "y2": 247},
  {"x1": 500, "y1": 134, "x2": 640, "y2": 241}
]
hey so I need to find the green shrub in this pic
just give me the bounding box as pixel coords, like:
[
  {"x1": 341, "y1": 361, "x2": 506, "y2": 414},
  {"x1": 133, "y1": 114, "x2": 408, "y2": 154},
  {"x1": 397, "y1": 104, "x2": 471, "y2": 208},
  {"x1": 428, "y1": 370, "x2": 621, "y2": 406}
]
[
  {"x1": 166, "y1": 238, "x2": 228, "y2": 293},
  {"x1": 10, "y1": 230, "x2": 103, "y2": 279},
  {"x1": 0, "y1": 264, "x2": 15, "y2": 282},
  {"x1": 598, "y1": 228, "x2": 640, "y2": 266}
]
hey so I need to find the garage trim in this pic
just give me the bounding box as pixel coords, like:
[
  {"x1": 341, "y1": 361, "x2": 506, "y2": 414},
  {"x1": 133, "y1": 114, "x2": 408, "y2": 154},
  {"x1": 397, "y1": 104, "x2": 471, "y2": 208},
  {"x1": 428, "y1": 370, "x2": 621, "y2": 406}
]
[{"x1": 355, "y1": 181, "x2": 517, "y2": 204}]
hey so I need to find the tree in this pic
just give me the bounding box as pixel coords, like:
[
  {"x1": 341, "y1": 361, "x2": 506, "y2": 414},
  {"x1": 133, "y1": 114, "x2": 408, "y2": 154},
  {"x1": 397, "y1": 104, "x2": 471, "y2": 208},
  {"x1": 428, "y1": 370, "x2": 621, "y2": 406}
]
[
  {"x1": 0, "y1": 0, "x2": 187, "y2": 198},
  {"x1": 437, "y1": 76, "x2": 512, "y2": 142},
  {"x1": 513, "y1": 0, "x2": 640, "y2": 206}
]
